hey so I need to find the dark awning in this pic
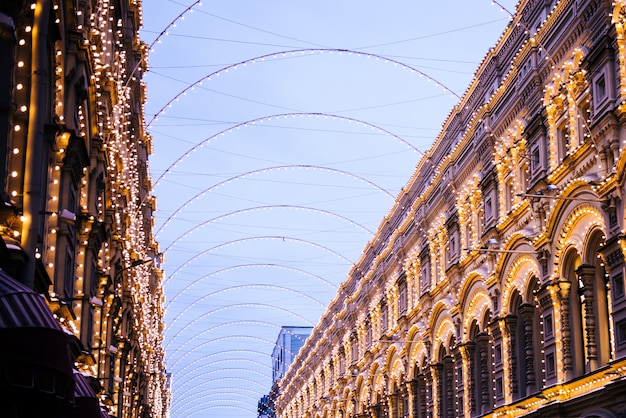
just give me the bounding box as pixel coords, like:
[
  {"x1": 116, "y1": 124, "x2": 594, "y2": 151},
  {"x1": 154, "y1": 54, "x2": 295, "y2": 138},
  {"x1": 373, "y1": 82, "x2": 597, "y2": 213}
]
[
  {"x1": 72, "y1": 370, "x2": 106, "y2": 418},
  {"x1": 0, "y1": 269, "x2": 74, "y2": 401}
]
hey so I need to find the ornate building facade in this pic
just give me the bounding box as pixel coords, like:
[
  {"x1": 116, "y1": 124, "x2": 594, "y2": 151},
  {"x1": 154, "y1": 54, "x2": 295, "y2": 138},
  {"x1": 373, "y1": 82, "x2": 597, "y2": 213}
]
[
  {"x1": 276, "y1": 0, "x2": 626, "y2": 417},
  {"x1": 0, "y1": 0, "x2": 167, "y2": 417}
]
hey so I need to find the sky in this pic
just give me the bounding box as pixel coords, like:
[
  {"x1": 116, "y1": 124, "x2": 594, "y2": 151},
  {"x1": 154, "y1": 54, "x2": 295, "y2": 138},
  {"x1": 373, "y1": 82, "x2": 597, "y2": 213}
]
[{"x1": 140, "y1": 1, "x2": 519, "y2": 416}]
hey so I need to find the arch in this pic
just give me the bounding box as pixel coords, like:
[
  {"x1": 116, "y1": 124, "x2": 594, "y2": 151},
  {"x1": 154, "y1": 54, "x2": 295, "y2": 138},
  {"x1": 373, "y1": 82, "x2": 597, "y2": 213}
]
[
  {"x1": 460, "y1": 276, "x2": 492, "y2": 342},
  {"x1": 357, "y1": 376, "x2": 372, "y2": 414},
  {"x1": 430, "y1": 299, "x2": 457, "y2": 355},
  {"x1": 408, "y1": 341, "x2": 429, "y2": 381},
  {"x1": 388, "y1": 352, "x2": 406, "y2": 388},
  {"x1": 501, "y1": 253, "x2": 541, "y2": 315},
  {"x1": 543, "y1": 188, "x2": 605, "y2": 279},
  {"x1": 580, "y1": 409, "x2": 617, "y2": 418},
  {"x1": 458, "y1": 271, "x2": 490, "y2": 314}
]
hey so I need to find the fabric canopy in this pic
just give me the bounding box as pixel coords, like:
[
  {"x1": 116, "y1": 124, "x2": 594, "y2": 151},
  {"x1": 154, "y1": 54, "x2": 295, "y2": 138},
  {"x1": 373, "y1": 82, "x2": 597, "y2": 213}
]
[
  {"x1": 0, "y1": 269, "x2": 74, "y2": 401},
  {"x1": 73, "y1": 370, "x2": 109, "y2": 418}
]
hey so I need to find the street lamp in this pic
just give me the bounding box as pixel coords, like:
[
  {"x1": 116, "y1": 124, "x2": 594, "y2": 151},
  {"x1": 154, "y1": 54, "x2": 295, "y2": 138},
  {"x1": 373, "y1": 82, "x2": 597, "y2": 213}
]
[
  {"x1": 379, "y1": 334, "x2": 422, "y2": 344},
  {"x1": 464, "y1": 238, "x2": 539, "y2": 254},
  {"x1": 516, "y1": 184, "x2": 606, "y2": 203}
]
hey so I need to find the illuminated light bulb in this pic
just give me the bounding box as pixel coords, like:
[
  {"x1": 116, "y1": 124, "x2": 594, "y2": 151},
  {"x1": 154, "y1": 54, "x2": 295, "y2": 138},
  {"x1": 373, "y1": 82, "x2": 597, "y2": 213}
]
[
  {"x1": 25, "y1": 26, "x2": 31, "y2": 32},
  {"x1": 17, "y1": 61, "x2": 24, "y2": 67}
]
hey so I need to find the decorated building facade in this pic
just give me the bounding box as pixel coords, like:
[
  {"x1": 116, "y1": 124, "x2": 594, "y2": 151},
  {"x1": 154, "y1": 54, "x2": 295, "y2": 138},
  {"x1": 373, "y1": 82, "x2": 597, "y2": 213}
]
[
  {"x1": 0, "y1": 0, "x2": 167, "y2": 417},
  {"x1": 276, "y1": 0, "x2": 626, "y2": 417}
]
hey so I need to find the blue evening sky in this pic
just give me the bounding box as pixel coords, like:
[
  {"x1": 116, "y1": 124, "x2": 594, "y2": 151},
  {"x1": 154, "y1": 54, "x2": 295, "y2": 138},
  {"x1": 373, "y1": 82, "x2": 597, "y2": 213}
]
[{"x1": 140, "y1": 1, "x2": 518, "y2": 416}]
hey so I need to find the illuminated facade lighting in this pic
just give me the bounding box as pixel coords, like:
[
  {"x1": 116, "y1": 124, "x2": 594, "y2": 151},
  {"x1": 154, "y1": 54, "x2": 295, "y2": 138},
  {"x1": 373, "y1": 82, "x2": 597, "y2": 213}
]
[
  {"x1": 275, "y1": 1, "x2": 626, "y2": 417},
  {"x1": 0, "y1": 0, "x2": 167, "y2": 417}
]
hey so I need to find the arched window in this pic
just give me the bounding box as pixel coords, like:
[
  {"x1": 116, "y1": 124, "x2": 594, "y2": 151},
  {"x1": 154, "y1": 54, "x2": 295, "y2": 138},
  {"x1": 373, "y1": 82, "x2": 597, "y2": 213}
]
[
  {"x1": 579, "y1": 230, "x2": 612, "y2": 369},
  {"x1": 564, "y1": 250, "x2": 586, "y2": 377}
]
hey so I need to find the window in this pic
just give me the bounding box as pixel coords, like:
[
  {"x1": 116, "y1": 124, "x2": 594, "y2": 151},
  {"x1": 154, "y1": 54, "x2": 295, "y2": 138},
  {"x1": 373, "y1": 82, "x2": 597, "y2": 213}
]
[
  {"x1": 546, "y1": 352, "x2": 555, "y2": 376},
  {"x1": 556, "y1": 121, "x2": 568, "y2": 162},
  {"x1": 420, "y1": 263, "x2": 430, "y2": 295},
  {"x1": 505, "y1": 180, "x2": 513, "y2": 213},
  {"x1": 366, "y1": 318, "x2": 372, "y2": 349},
  {"x1": 484, "y1": 197, "x2": 493, "y2": 221},
  {"x1": 351, "y1": 334, "x2": 358, "y2": 363},
  {"x1": 494, "y1": 344, "x2": 502, "y2": 364},
  {"x1": 398, "y1": 278, "x2": 408, "y2": 316},
  {"x1": 594, "y1": 73, "x2": 606, "y2": 102},
  {"x1": 530, "y1": 144, "x2": 541, "y2": 179},
  {"x1": 574, "y1": 97, "x2": 591, "y2": 148},
  {"x1": 544, "y1": 313, "x2": 553, "y2": 337},
  {"x1": 339, "y1": 350, "x2": 346, "y2": 375},
  {"x1": 613, "y1": 273, "x2": 624, "y2": 300},
  {"x1": 380, "y1": 302, "x2": 388, "y2": 333},
  {"x1": 617, "y1": 319, "x2": 626, "y2": 346},
  {"x1": 449, "y1": 235, "x2": 457, "y2": 263},
  {"x1": 64, "y1": 249, "x2": 75, "y2": 299},
  {"x1": 495, "y1": 377, "x2": 503, "y2": 399}
]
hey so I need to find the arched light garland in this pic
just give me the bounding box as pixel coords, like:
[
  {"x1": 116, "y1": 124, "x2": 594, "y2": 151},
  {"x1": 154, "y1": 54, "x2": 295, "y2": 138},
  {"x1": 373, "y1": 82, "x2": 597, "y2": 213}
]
[
  {"x1": 156, "y1": 169, "x2": 387, "y2": 239},
  {"x1": 164, "y1": 235, "x2": 355, "y2": 285},
  {"x1": 168, "y1": 333, "x2": 290, "y2": 371},
  {"x1": 165, "y1": 262, "x2": 338, "y2": 309},
  {"x1": 146, "y1": 48, "x2": 461, "y2": 128},
  {"x1": 150, "y1": 112, "x2": 423, "y2": 192},
  {"x1": 172, "y1": 337, "x2": 285, "y2": 382},
  {"x1": 167, "y1": 283, "x2": 328, "y2": 333}
]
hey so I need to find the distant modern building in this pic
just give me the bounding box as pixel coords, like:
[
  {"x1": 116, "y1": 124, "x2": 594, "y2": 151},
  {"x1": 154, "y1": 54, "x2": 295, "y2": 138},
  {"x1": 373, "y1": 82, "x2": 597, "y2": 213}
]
[
  {"x1": 259, "y1": 326, "x2": 312, "y2": 418},
  {"x1": 276, "y1": 0, "x2": 626, "y2": 417},
  {"x1": 273, "y1": 326, "x2": 313, "y2": 382}
]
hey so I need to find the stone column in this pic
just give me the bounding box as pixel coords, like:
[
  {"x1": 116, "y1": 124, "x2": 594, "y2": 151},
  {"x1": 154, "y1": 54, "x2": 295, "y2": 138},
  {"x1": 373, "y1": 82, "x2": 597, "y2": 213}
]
[
  {"x1": 504, "y1": 315, "x2": 518, "y2": 399},
  {"x1": 452, "y1": 347, "x2": 464, "y2": 418},
  {"x1": 430, "y1": 363, "x2": 441, "y2": 418},
  {"x1": 577, "y1": 264, "x2": 598, "y2": 371},
  {"x1": 408, "y1": 380, "x2": 416, "y2": 418},
  {"x1": 459, "y1": 342, "x2": 475, "y2": 417},
  {"x1": 444, "y1": 356, "x2": 455, "y2": 418},
  {"x1": 387, "y1": 393, "x2": 396, "y2": 418},
  {"x1": 519, "y1": 303, "x2": 538, "y2": 395},
  {"x1": 475, "y1": 334, "x2": 492, "y2": 414},
  {"x1": 556, "y1": 281, "x2": 573, "y2": 380},
  {"x1": 417, "y1": 374, "x2": 428, "y2": 418}
]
